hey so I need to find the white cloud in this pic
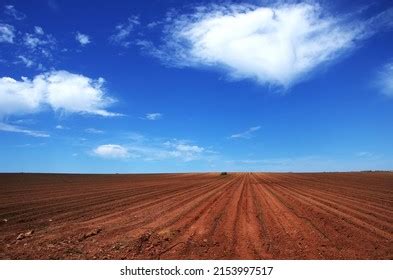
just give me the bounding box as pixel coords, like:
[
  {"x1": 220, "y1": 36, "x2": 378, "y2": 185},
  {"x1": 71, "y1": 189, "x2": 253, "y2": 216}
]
[
  {"x1": 12, "y1": 119, "x2": 36, "y2": 125},
  {"x1": 0, "y1": 122, "x2": 49, "y2": 137},
  {"x1": 110, "y1": 16, "x2": 140, "y2": 47},
  {"x1": 0, "y1": 23, "x2": 15, "y2": 43},
  {"x1": 93, "y1": 144, "x2": 130, "y2": 159},
  {"x1": 55, "y1": 125, "x2": 70, "y2": 130},
  {"x1": 24, "y1": 33, "x2": 55, "y2": 48},
  {"x1": 75, "y1": 32, "x2": 91, "y2": 46},
  {"x1": 175, "y1": 144, "x2": 204, "y2": 153},
  {"x1": 4, "y1": 5, "x2": 26, "y2": 20},
  {"x1": 85, "y1": 128, "x2": 104, "y2": 134},
  {"x1": 356, "y1": 152, "x2": 374, "y2": 157},
  {"x1": 230, "y1": 126, "x2": 260, "y2": 139},
  {"x1": 147, "y1": 21, "x2": 161, "y2": 29},
  {"x1": 17, "y1": 55, "x2": 35, "y2": 68},
  {"x1": 137, "y1": 140, "x2": 207, "y2": 162},
  {"x1": 150, "y1": 2, "x2": 393, "y2": 88},
  {"x1": 145, "y1": 112, "x2": 163, "y2": 120},
  {"x1": 44, "y1": 72, "x2": 119, "y2": 116},
  {"x1": 0, "y1": 76, "x2": 44, "y2": 115},
  {"x1": 23, "y1": 28, "x2": 56, "y2": 57},
  {"x1": 0, "y1": 70, "x2": 121, "y2": 117},
  {"x1": 376, "y1": 62, "x2": 393, "y2": 97},
  {"x1": 24, "y1": 34, "x2": 40, "y2": 48},
  {"x1": 128, "y1": 132, "x2": 145, "y2": 142},
  {"x1": 0, "y1": 25, "x2": 55, "y2": 67},
  {"x1": 16, "y1": 55, "x2": 44, "y2": 70},
  {"x1": 34, "y1": 26, "x2": 44, "y2": 35},
  {"x1": 92, "y1": 139, "x2": 210, "y2": 162}
]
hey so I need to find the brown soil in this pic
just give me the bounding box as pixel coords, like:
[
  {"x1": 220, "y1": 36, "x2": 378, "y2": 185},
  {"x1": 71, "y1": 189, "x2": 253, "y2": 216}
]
[{"x1": 0, "y1": 172, "x2": 392, "y2": 259}]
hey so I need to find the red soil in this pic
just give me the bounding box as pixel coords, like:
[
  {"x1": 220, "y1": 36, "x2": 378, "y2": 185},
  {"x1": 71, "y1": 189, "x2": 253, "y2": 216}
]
[{"x1": 0, "y1": 172, "x2": 392, "y2": 259}]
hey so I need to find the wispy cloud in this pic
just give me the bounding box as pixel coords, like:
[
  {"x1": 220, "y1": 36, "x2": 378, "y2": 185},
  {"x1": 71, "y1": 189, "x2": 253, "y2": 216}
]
[
  {"x1": 0, "y1": 122, "x2": 49, "y2": 138},
  {"x1": 146, "y1": 21, "x2": 161, "y2": 29},
  {"x1": 356, "y1": 151, "x2": 374, "y2": 157},
  {"x1": 225, "y1": 154, "x2": 391, "y2": 172},
  {"x1": 128, "y1": 132, "x2": 146, "y2": 142},
  {"x1": 144, "y1": 3, "x2": 393, "y2": 88},
  {"x1": 128, "y1": 143, "x2": 206, "y2": 162},
  {"x1": 23, "y1": 27, "x2": 56, "y2": 57},
  {"x1": 55, "y1": 124, "x2": 70, "y2": 130},
  {"x1": 0, "y1": 23, "x2": 15, "y2": 43},
  {"x1": 110, "y1": 16, "x2": 140, "y2": 47},
  {"x1": 34, "y1": 26, "x2": 44, "y2": 35},
  {"x1": 17, "y1": 55, "x2": 34, "y2": 67},
  {"x1": 143, "y1": 112, "x2": 163, "y2": 120},
  {"x1": 376, "y1": 62, "x2": 393, "y2": 97},
  {"x1": 92, "y1": 138, "x2": 212, "y2": 162},
  {"x1": 229, "y1": 126, "x2": 260, "y2": 139},
  {"x1": 159, "y1": 140, "x2": 206, "y2": 161},
  {"x1": 75, "y1": 32, "x2": 91, "y2": 46},
  {"x1": 0, "y1": 70, "x2": 122, "y2": 117},
  {"x1": 1, "y1": 21, "x2": 58, "y2": 68},
  {"x1": 85, "y1": 128, "x2": 104, "y2": 134},
  {"x1": 11, "y1": 119, "x2": 36, "y2": 125},
  {"x1": 355, "y1": 152, "x2": 381, "y2": 161},
  {"x1": 4, "y1": 5, "x2": 26, "y2": 20},
  {"x1": 17, "y1": 55, "x2": 40, "y2": 69}
]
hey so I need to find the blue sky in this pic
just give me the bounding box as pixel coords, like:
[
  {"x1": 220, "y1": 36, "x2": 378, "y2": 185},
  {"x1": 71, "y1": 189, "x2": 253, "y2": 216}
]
[{"x1": 0, "y1": 0, "x2": 392, "y2": 173}]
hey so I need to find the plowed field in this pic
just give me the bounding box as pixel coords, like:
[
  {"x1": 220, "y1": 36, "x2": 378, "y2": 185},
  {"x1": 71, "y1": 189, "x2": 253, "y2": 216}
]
[{"x1": 0, "y1": 172, "x2": 392, "y2": 259}]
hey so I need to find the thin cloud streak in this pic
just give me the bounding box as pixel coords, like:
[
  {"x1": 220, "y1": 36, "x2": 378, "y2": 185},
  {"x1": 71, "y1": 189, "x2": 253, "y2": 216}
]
[
  {"x1": 110, "y1": 16, "x2": 140, "y2": 47},
  {"x1": 376, "y1": 62, "x2": 393, "y2": 97},
  {"x1": 230, "y1": 126, "x2": 261, "y2": 139},
  {"x1": 0, "y1": 122, "x2": 49, "y2": 137},
  {"x1": 144, "y1": 113, "x2": 163, "y2": 120}
]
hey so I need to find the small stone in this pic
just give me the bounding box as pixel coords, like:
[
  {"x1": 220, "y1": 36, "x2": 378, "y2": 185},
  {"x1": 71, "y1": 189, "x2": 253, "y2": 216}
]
[
  {"x1": 48, "y1": 219, "x2": 53, "y2": 222},
  {"x1": 2, "y1": 219, "x2": 8, "y2": 223},
  {"x1": 17, "y1": 230, "x2": 34, "y2": 240},
  {"x1": 203, "y1": 239, "x2": 208, "y2": 243},
  {"x1": 79, "y1": 228, "x2": 102, "y2": 242},
  {"x1": 17, "y1": 233, "x2": 25, "y2": 240}
]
